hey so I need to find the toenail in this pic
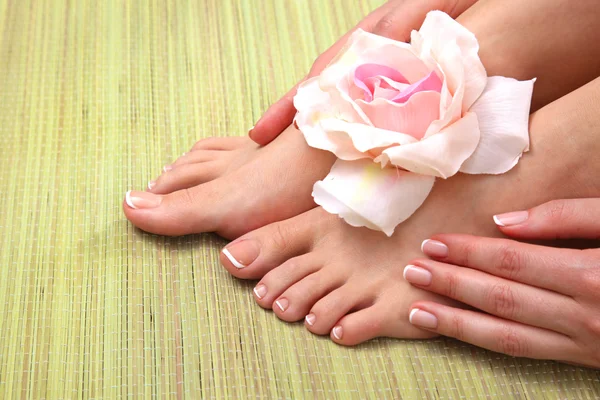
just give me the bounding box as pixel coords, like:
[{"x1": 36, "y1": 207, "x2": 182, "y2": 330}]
[
  {"x1": 421, "y1": 239, "x2": 448, "y2": 258},
  {"x1": 403, "y1": 265, "x2": 432, "y2": 286},
  {"x1": 163, "y1": 165, "x2": 172, "y2": 173},
  {"x1": 275, "y1": 298, "x2": 289, "y2": 312},
  {"x1": 147, "y1": 180, "x2": 156, "y2": 190},
  {"x1": 253, "y1": 284, "x2": 267, "y2": 299},
  {"x1": 409, "y1": 308, "x2": 438, "y2": 329},
  {"x1": 222, "y1": 240, "x2": 260, "y2": 269},
  {"x1": 125, "y1": 190, "x2": 162, "y2": 209},
  {"x1": 332, "y1": 326, "x2": 343, "y2": 340},
  {"x1": 305, "y1": 313, "x2": 316, "y2": 326}
]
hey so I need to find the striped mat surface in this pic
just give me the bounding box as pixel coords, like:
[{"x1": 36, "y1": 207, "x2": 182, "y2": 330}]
[{"x1": 0, "y1": 0, "x2": 599, "y2": 398}]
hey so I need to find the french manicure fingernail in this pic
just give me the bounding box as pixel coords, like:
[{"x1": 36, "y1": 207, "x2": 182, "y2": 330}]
[
  {"x1": 305, "y1": 313, "x2": 316, "y2": 326},
  {"x1": 332, "y1": 326, "x2": 343, "y2": 340},
  {"x1": 421, "y1": 239, "x2": 448, "y2": 258},
  {"x1": 163, "y1": 165, "x2": 172, "y2": 173},
  {"x1": 253, "y1": 284, "x2": 267, "y2": 299},
  {"x1": 147, "y1": 180, "x2": 156, "y2": 190},
  {"x1": 409, "y1": 308, "x2": 438, "y2": 329},
  {"x1": 125, "y1": 190, "x2": 162, "y2": 209},
  {"x1": 403, "y1": 265, "x2": 432, "y2": 286},
  {"x1": 275, "y1": 298, "x2": 289, "y2": 312},
  {"x1": 493, "y1": 211, "x2": 529, "y2": 227},
  {"x1": 221, "y1": 240, "x2": 260, "y2": 269}
]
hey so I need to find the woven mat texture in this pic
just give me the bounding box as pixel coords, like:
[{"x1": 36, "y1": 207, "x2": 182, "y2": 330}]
[{"x1": 0, "y1": 0, "x2": 599, "y2": 398}]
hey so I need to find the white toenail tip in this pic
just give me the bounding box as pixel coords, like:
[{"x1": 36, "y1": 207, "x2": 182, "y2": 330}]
[
  {"x1": 222, "y1": 248, "x2": 246, "y2": 269},
  {"x1": 275, "y1": 300, "x2": 285, "y2": 312},
  {"x1": 125, "y1": 191, "x2": 137, "y2": 209},
  {"x1": 409, "y1": 308, "x2": 420, "y2": 323},
  {"x1": 420, "y1": 240, "x2": 429, "y2": 253},
  {"x1": 403, "y1": 265, "x2": 416, "y2": 280},
  {"x1": 147, "y1": 181, "x2": 155, "y2": 190},
  {"x1": 305, "y1": 315, "x2": 315, "y2": 326},
  {"x1": 332, "y1": 326, "x2": 342, "y2": 340},
  {"x1": 493, "y1": 215, "x2": 505, "y2": 227},
  {"x1": 253, "y1": 287, "x2": 262, "y2": 299}
]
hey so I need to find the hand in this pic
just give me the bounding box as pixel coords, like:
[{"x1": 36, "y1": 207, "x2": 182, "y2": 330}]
[
  {"x1": 404, "y1": 198, "x2": 600, "y2": 368},
  {"x1": 248, "y1": 0, "x2": 477, "y2": 146}
]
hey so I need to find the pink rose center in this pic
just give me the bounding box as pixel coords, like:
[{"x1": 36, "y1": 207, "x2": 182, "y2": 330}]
[{"x1": 354, "y1": 63, "x2": 442, "y2": 104}]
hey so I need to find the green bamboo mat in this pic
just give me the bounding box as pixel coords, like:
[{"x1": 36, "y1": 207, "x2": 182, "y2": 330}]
[{"x1": 0, "y1": 0, "x2": 598, "y2": 398}]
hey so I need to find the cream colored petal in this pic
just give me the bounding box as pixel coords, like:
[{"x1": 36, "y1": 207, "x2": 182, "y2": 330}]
[
  {"x1": 378, "y1": 111, "x2": 480, "y2": 178},
  {"x1": 460, "y1": 77, "x2": 535, "y2": 174},
  {"x1": 313, "y1": 159, "x2": 435, "y2": 236}
]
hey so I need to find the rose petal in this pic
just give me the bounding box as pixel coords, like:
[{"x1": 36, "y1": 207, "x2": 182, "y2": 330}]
[
  {"x1": 354, "y1": 63, "x2": 409, "y2": 102},
  {"x1": 313, "y1": 159, "x2": 435, "y2": 236},
  {"x1": 377, "y1": 111, "x2": 480, "y2": 178},
  {"x1": 357, "y1": 91, "x2": 441, "y2": 140},
  {"x1": 391, "y1": 71, "x2": 442, "y2": 103},
  {"x1": 460, "y1": 76, "x2": 535, "y2": 174},
  {"x1": 413, "y1": 11, "x2": 487, "y2": 110}
]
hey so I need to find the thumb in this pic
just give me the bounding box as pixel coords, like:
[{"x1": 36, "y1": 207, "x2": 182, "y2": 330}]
[{"x1": 493, "y1": 198, "x2": 600, "y2": 240}]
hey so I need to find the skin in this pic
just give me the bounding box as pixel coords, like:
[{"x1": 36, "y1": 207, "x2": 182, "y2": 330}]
[{"x1": 407, "y1": 197, "x2": 600, "y2": 368}]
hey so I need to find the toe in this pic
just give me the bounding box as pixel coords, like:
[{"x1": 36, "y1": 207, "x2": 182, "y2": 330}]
[
  {"x1": 220, "y1": 211, "x2": 321, "y2": 279},
  {"x1": 123, "y1": 183, "x2": 224, "y2": 236},
  {"x1": 271, "y1": 267, "x2": 343, "y2": 322},
  {"x1": 171, "y1": 150, "x2": 223, "y2": 168},
  {"x1": 251, "y1": 253, "x2": 322, "y2": 310},
  {"x1": 330, "y1": 295, "x2": 438, "y2": 346},
  {"x1": 191, "y1": 136, "x2": 252, "y2": 151},
  {"x1": 151, "y1": 162, "x2": 224, "y2": 194},
  {"x1": 305, "y1": 280, "x2": 376, "y2": 336}
]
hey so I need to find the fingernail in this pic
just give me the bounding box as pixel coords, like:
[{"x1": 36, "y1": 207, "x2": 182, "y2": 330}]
[
  {"x1": 421, "y1": 239, "x2": 448, "y2": 258},
  {"x1": 221, "y1": 240, "x2": 260, "y2": 269},
  {"x1": 163, "y1": 165, "x2": 172, "y2": 173},
  {"x1": 305, "y1": 313, "x2": 316, "y2": 326},
  {"x1": 147, "y1": 180, "x2": 156, "y2": 190},
  {"x1": 493, "y1": 211, "x2": 529, "y2": 227},
  {"x1": 332, "y1": 326, "x2": 343, "y2": 340},
  {"x1": 409, "y1": 308, "x2": 438, "y2": 329},
  {"x1": 275, "y1": 298, "x2": 289, "y2": 312},
  {"x1": 125, "y1": 190, "x2": 162, "y2": 209},
  {"x1": 253, "y1": 284, "x2": 267, "y2": 299},
  {"x1": 403, "y1": 265, "x2": 432, "y2": 286}
]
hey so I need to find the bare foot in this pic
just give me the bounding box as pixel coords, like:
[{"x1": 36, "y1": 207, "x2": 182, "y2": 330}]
[
  {"x1": 219, "y1": 78, "x2": 600, "y2": 345},
  {"x1": 123, "y1": 126, "x2": 335, "y2": 239}
]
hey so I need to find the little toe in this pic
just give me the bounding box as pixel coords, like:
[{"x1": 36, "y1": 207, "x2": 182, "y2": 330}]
[
  {"x1": 191, "y1": 136, "x2": 252, "y2": 151},
  {"x1": 220, "y1": 210, "x2": 321, "y2": 279},
  {"x1": 171, "y1": 150, "x2": 224, "y2": 168},
  {"x1": 331, "y1": 298, "x2": 438, "y2": 346},
  {"x1": 151, "y1": 162, "x2": 224, "y2": 194},
  {"x1": 271, "y1": 268, "x2": 343, "y2": 322},
  {"x1": 305, "y1": 281, "x2": 375, "y2": 336},
  {"x1": 252, "y1": 253, "x2": 322, "y2": 309}
]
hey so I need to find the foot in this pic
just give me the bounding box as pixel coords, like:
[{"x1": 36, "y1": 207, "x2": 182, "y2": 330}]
[
  {"x1": 123, "y1": 126, "x2": 335, "y2": 239},
  {"x1": 219, "y1": 78, "x2": 600, "y2": 345}
]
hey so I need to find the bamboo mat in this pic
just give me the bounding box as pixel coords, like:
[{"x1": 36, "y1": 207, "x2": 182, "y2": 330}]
[{"x1": 0, "y1": 0, "x2": 598, "y2": 398}]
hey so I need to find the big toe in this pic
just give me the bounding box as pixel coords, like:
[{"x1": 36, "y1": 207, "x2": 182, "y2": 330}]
[
  {"x1": 123, "y1": 183, "x2": 229, "y2": 237},
  {"x1": 219, "y1": 209, "x2": 326, "y2": 280}
]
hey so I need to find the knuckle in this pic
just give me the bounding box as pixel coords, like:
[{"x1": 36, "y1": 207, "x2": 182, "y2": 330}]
[
  {"x1": 443, "y1": 272, "x2": 460, "y2": 299},
  {"x1": 458, "y1": 239, "x2": 479, "y2": 267},
  {"x1": 497, "y1": 326, "x2": 529, "y2": 357},
  {"x1": 486, "y1": 283, "x2": 518, "y2": 319},
  {"x1": 542, "y1": 199, "x2": 574, "y2": 225},
  {"x1": 450, "y1": 313, "x2": 466, "y2": 341},
  {"x1": 494, "y1": 244, "x2": 523, "y2": 280},
  {"x1": 373, "y1": 14, "x2": 396, "y2": 35},
  {"x1": 270, "y1": 223, "x2": 290, "y2": 254}
]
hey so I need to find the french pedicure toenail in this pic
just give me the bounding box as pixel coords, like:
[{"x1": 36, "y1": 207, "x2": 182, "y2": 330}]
[
  {"x1": 421, "y1": 239, "x2": 449, "y2": 258},
  {"x1": 147, "y1": 180, "x2": 156, "y2": 190},
  {"x1": 253, "y1": 284, "x2": 267, "y2": 300},
  {"x1": 493, "y1": 211, "x2": 529, "y2": 227},
  {"x1": 222, "y1": 240, "x2": 260, "y2": 269},
  {"x1": 409, "y1": 308, "x2": 438, "y2": 329},
  {"x1": 332, "y1": 326, "x2": 343, "y2": 340},
  {"x1": 163, "y1": 165, "x2": 173, "y2": 173},
  {"x1": 275, "y1": 298, "x2": 289, "y2": 312},
  {"x1": 305, "y1": 313, "x2": 316, "y2": 326},
  {"x1": 125, "y1": 190, "x2": 162, "y2": 209},
  {"x1": 403, "y1": 265, "x2": 432, "y2": 286}
]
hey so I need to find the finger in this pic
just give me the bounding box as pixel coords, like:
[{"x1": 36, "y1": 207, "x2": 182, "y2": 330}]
[
  {"x1": 249, "y1": 1, "x2": 398, "y2": 146},
  {"x1": 421, "y1": 235, "x2": 590, "y2": 295},
  {"x1": 408, "y1": 302, "x2": 581, "y2": 363},
  {"x1": 493, "y1": 198, "x2": 600, "y2": 240},
  {"x1": 404, "y1": 260, "x2": 578, "y2": 334}
]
